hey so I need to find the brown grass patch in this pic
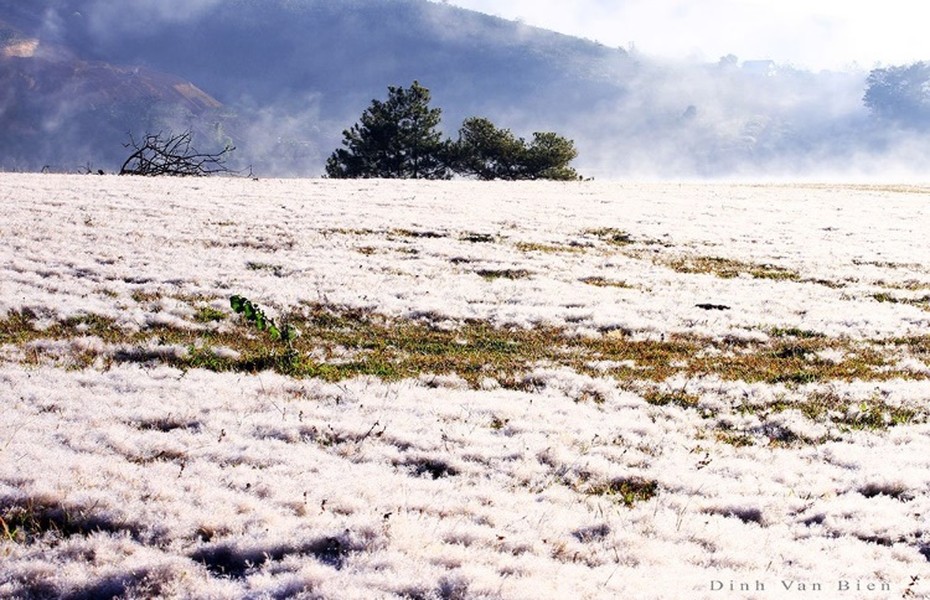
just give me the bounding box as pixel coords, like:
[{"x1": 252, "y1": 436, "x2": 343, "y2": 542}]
[
  {"x1": 665, "y1": 255, "x2": 801, "y2": 281},
  {"x1": 2, "y1": 304, "x2": 928, "y2": 393}
]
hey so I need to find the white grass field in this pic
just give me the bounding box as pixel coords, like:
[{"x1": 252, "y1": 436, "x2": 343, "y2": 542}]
[{"x1": 2, "y1": 174, "x2": 930, "y2": 599}]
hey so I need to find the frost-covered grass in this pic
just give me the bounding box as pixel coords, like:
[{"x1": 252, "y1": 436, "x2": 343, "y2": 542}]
[{"x1": 2, "y1": 174, "x2": 930, "y2": 598}]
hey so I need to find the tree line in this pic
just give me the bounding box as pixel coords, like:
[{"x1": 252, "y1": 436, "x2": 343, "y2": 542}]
[
  {"x1": 115, "y1": 81, "x2": 581, "y2": 179},
  {"x1": 325, "y1": 81, "x2": 581, "y2": 180}
]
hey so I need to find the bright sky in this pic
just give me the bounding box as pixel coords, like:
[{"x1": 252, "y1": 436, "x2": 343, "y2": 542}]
[{"x1": 445, "y1": 0, "x2": 930, "y2": 70}]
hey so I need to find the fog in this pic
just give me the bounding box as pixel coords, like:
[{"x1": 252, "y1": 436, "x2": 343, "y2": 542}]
[
  {"x1": 559, "y1": 59, "x2": 881, "y2": 179},
  {"x1": 447, "y1": 0, "x2": 930, "y2": 72},
  {"x1": 2, "y1": 0, "x2": 929, "y2": 179}
]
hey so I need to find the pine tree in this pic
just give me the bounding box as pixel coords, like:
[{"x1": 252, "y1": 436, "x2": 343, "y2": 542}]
[
  {"x1": 449, "y1": 117, "x2": 525, "y2": 180},
  {"x1": 449, "y1": 117, "x2": 581, "y2": 181},
  {"x1": 523, "y1": 131, "x2": 580, "y2": 181},
  {"x1": 325, "y1": 81, "x2": 450, "y2": 179}
]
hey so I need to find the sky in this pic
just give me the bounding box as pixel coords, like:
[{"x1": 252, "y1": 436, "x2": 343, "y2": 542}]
[{"x1": 445, "y1": 0, "x2": 930, "y2": 71}]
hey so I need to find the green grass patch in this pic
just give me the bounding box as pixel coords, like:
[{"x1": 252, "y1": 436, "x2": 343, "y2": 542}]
[
  {"x1": 770, "y1": 327, "x2": 825, "y2": 339},
  {"x1": 666, "y1": 255, "x2": 800, "y2": 281},
  {"x1": 515, "y1": 241, "x2": 584, "y2": 254},
  {"x1": 489, "y1": 415, "x2": 509, "y2": 430},
  {"x1": 320, "y1": 227, "x2": 378, "y2": 237},
  {"x1": 584, "y1": 477, "x2": 658, "y2": 508},
  {"x1": 391, "y1": 229, "x2": 447, "y2": 239},
  {"x1": 194, "y1": 306, "x2": 226, "y2": 324},
  {"x1": 767, "y1": 371, "x2": 818, "y2": 385},
  {"x1": 872, "y1": 292, "x2": 897, "y2": 303},
  {"x1": 725, "y1": 390, "x2": 921, "y2": 445},
  {"x1": 643, "y1": 390, "x2": 700, "y2": 409},
  {"x1": 716, "y1": 431, "x2": 756, "y2": 447},
  {"x1": 749, "y1": 266, "x2": 801, "y2": 281},
  {"x1": 475, "y1": 269, "x2": 532, "y2": 281},
  {"x1": 0, "y1": 496, "x2": 137, "y2": 544},
  {"x1": 183, "y1": 345, "x2": 237, "y2": 372},
  {"x1": 580, "y1": 276, "x2": 632, "y2": 289},
  {"x1": 0, "y1": 310, "x2": 42, "y2": 345},
  {"x1": 245, "y1": 262, "x2": 285, "y2": 277},
  {"x1": 130, "y1": 290, "x2": 162, "y2": 304},
  {"x1": 842, "y1": 402, "x2": 916, "y2": 430},
  {"x1": 460, "y1": 232, "x2": 496, "y2": 243},
  {"x1": 585, "y1": 228, "x2": 633, "y2": 246},
  {"x1": 871, "y1": 292, "x2": 930, "y2": 311}
]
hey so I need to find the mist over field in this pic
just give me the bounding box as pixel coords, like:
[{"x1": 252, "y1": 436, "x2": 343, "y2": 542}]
[{"x1": 2, "y1": 0, "x2": 930, "y2": 177}]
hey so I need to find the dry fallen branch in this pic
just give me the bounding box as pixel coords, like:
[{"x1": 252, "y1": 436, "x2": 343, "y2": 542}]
[{"x1": 119, "y1": 130, "x2": 234, "y2": 177}]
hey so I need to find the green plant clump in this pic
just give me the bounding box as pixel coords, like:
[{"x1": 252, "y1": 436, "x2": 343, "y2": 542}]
[{"x1": 230, "y1": 295, "x2": 298, "y2": 344}]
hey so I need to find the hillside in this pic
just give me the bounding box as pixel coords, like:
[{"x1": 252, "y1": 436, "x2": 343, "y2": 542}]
[
  {"x1": 0, "y1": 0, "x2": 632, "y2": 174},
  {"x1": 0, "y1": 43, "x2": 225, "y2": 171}
]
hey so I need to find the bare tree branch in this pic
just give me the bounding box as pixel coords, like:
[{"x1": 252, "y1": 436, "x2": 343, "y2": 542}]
[{"x1": 119, "y1": 130, "x2": 235, "y2": 177}]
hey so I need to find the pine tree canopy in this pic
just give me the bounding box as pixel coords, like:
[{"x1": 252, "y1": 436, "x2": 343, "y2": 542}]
[{"x1": 325, "y1": 81, "x2": 450, "y2": 179}]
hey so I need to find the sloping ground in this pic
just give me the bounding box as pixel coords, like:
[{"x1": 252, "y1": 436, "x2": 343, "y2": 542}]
[
  {"x1": 1, "y1": 175, "x2": 930, "y2": 598},
  {"x1": 0, "y1": 16, "x2": 226, "y2": 172}
]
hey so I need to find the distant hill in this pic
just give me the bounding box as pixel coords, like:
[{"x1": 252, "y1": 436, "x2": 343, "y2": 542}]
[
  {"x1": 0, "y1": 0, "x2": 634, "y2": 174},
  {"x1": 0, "y1": 15, "x2": 226, "y2": 171},
  {"x1": 0, "y1": 0, "x2": 924, "y2": 177}
]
